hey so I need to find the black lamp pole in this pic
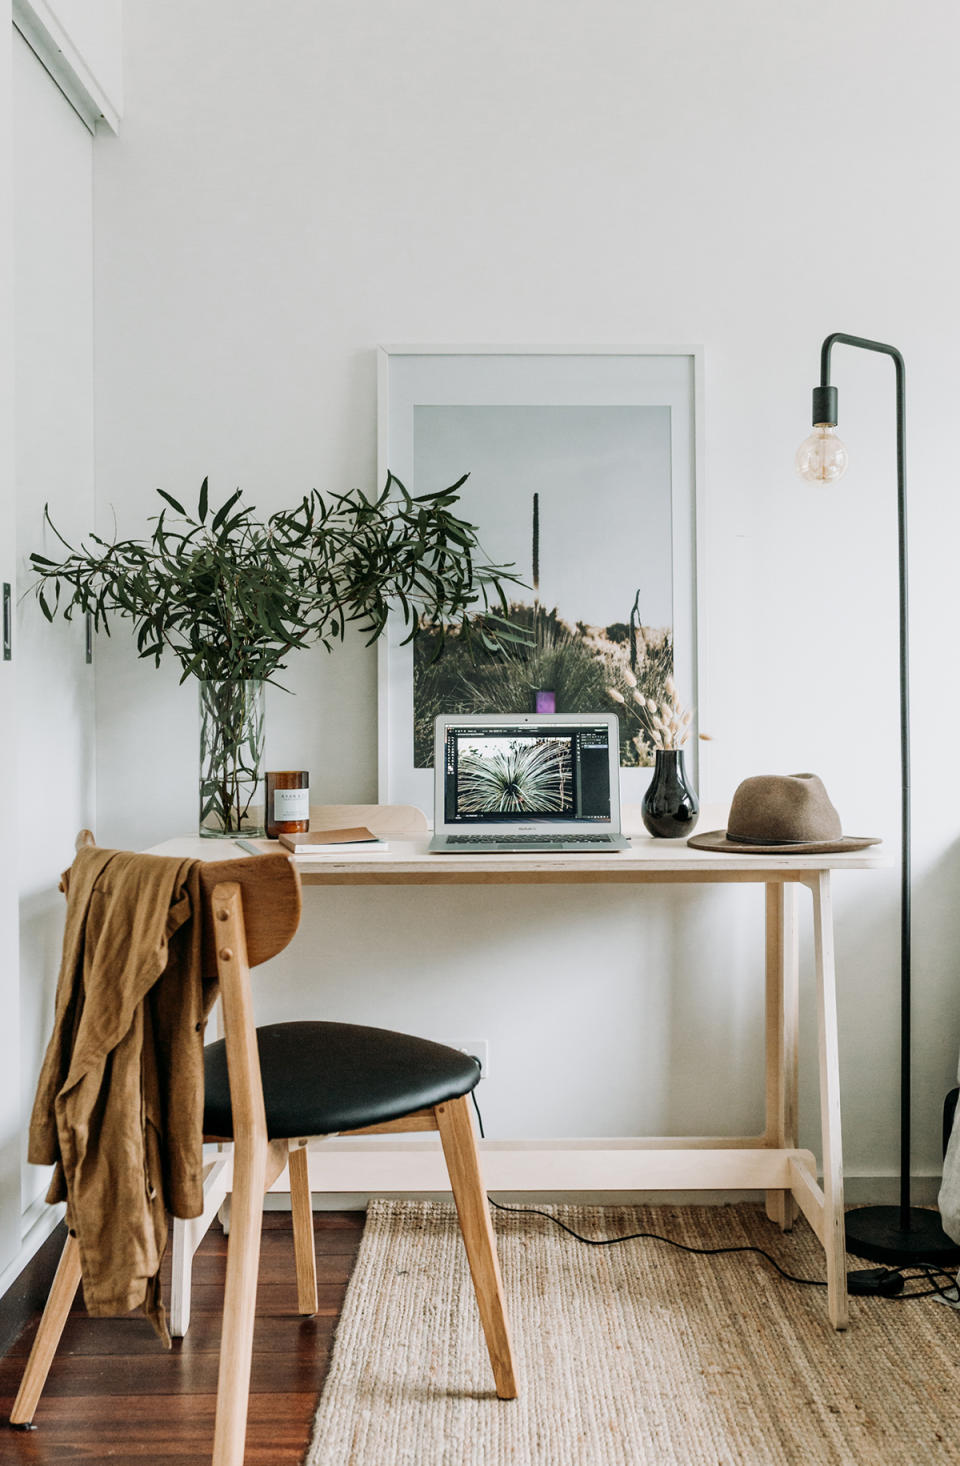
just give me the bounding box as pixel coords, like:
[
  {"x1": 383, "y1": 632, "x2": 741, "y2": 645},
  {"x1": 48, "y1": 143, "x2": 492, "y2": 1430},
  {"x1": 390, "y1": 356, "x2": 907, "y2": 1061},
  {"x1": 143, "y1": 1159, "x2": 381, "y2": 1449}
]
[{"x1": 809, "y1": 333, "x2": 959, "y2": 1265}]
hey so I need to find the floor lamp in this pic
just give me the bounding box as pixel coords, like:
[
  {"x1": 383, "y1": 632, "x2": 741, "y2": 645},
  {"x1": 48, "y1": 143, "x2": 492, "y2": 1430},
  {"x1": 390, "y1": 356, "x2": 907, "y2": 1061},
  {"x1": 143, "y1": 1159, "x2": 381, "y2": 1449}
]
[{"x1": 796, "y1": 333, "x2": 960, "y2": 1266}]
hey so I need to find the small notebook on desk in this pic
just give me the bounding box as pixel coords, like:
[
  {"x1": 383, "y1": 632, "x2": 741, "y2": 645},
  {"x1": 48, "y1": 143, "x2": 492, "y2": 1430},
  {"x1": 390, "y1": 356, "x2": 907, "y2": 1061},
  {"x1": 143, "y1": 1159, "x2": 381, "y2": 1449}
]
[{"x1": 278, "y1": 827, "x2": 389, "y2": 854}]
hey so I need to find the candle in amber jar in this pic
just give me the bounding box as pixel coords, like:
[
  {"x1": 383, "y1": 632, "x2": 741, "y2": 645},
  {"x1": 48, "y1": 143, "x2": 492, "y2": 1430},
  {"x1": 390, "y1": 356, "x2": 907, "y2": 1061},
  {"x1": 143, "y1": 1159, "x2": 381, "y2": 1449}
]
[{"x1": 264, "y1": 770, "x2": 309, "y2": 839}]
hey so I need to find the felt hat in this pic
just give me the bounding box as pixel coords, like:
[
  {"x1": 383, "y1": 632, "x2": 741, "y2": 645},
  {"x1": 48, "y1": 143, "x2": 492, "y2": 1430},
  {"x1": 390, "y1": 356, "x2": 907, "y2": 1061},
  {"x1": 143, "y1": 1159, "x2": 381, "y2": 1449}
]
[{"x1": 686, "y1": 773, "x2": 881, "y2": 854}]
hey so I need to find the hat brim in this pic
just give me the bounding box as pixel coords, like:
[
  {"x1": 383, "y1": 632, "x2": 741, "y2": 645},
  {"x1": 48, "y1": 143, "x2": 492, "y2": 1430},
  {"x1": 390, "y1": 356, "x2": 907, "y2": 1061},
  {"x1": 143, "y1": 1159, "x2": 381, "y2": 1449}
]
[{"x1": 686, "y1": 830, "x2": 882, "y2": 855}]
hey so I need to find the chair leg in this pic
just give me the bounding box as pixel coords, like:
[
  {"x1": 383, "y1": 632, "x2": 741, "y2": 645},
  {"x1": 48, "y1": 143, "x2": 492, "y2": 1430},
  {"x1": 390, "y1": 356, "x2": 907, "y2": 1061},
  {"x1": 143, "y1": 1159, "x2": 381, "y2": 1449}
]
[
  {"x1": 170, "y1": 1154, "x2": 234, "y2": 1339},
  {"x1": 169, "y1": 1217, "x2": 195, "y2": 1339},
  {"x1": 435, "y1": 1097, "x2": 517, "y2": 1400},
  {"x1": 288, "y1": 1145, "x2": 318, "y2": 1315},
  {"x1": 9, "y1": 1233, "x2": 82, "y2": 1426},
  {"x1": 211, "y1": 1138, "x2": 269, "y2": 1466}
]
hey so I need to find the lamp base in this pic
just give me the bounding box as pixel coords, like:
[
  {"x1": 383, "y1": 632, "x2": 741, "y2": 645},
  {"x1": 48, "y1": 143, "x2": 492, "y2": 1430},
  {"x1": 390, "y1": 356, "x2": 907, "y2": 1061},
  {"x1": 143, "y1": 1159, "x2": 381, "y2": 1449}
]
[{"x1": 844, "y1": 1205, "x2": 960, "y2": 1267}]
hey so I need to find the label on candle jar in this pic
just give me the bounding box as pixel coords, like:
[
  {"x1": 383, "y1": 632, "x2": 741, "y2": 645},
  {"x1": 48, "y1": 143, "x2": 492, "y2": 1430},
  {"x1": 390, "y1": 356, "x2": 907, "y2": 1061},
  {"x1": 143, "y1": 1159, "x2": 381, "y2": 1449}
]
[{"x1": 273, "y1": 787, "x2": 309, "y2": 820}]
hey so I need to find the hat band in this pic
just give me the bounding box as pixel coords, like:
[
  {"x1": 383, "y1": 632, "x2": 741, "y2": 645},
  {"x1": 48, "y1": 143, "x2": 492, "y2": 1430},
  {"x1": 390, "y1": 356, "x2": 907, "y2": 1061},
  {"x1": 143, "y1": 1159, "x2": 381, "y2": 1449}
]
[{"x1": 728, "y1": 830, "x2": 817, "y2": 846}]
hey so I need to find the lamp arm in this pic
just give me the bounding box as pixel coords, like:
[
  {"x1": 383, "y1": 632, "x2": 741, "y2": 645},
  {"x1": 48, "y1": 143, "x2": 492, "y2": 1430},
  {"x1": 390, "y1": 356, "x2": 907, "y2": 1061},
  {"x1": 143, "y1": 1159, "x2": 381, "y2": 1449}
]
[
  {"x1": 818, "y1": 332, "x2": 911, "y2": 1226},
  {"x1": 819, "y1": 331, "x2": 904, "y2": 387}
]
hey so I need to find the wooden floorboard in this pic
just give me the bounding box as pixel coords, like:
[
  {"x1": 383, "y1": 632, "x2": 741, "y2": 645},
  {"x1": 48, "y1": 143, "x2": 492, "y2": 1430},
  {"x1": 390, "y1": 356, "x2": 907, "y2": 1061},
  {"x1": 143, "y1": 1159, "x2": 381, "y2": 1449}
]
[{"x1": 0, "y1": 1209, "x2": 365, "y2": 1465}]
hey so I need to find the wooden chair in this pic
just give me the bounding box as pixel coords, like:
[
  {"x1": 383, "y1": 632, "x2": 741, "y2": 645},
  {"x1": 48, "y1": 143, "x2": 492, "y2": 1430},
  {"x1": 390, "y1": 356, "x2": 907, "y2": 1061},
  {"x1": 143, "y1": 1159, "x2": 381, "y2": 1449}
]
[
  {"x1": 10, "y1": 834, "x2": 516, "y2": 1465},
  {"x1": 168, "y1": 802, "x2": 430, "y2": 1334}
]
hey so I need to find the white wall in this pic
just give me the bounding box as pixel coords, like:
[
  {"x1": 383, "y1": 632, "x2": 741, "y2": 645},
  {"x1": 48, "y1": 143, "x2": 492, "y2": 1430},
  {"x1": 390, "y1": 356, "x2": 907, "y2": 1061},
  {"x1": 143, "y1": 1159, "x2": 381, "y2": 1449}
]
[
  {"x1": 34, "y1": 0, "x2": 121, "y2": 104},
  {"x1": 87, "y1": 0, "x2": 960, "y2": 1194}
]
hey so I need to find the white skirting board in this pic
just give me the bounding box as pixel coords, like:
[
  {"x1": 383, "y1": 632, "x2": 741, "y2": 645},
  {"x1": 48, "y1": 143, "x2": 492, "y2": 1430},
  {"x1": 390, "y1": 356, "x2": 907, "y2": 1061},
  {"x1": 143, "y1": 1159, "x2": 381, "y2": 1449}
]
[{"x1": 0, "y1": 1197, "x2": 65, "y2": 1301}]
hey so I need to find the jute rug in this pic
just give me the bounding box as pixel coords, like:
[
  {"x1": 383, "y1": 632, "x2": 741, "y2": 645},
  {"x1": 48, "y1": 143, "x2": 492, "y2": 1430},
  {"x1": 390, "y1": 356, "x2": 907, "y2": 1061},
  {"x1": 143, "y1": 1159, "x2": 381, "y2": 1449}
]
[{"x1": 306, "y1": 1199, "x2": 960, "y2": 1466}]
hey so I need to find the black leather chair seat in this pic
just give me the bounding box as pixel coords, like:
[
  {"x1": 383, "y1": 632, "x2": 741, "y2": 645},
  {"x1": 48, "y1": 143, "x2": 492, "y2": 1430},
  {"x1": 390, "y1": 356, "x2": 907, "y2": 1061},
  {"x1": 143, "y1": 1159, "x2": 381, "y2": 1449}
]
[{"x1": 203, "y1": 1021, "x2": 482, "y2": 1139}]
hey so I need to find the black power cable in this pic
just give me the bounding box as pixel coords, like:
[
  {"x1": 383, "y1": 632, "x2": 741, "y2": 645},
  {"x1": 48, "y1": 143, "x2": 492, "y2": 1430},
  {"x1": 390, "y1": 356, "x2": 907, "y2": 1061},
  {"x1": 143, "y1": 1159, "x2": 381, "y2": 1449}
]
[{"x1": 487, "y1": 1196, "x2": 827, "y2": 1287}]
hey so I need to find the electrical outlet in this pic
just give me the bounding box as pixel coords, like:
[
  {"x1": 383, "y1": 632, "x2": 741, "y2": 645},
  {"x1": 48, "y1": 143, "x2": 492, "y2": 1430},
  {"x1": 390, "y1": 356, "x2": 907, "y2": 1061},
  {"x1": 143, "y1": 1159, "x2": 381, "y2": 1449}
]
[{"x1": 449, "y1": 1039, "x2": 489, "y2": 1078}]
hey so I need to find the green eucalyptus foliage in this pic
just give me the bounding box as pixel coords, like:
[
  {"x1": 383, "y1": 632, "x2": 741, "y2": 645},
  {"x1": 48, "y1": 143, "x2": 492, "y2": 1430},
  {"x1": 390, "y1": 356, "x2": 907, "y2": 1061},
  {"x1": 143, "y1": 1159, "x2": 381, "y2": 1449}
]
[
  {"x1": 30, "y1": 475, "x2": 523, "y2": 836},
  {"x1": 29, "y1": 474, "x2": 521, "y2": 685}
]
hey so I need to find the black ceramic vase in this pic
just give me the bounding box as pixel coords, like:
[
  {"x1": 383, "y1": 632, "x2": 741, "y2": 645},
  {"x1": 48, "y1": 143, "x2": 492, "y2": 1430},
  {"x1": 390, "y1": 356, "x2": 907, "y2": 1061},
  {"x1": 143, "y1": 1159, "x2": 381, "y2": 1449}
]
[{"x1": 641, "y1": 748, "x2": 699, "y2": 838}]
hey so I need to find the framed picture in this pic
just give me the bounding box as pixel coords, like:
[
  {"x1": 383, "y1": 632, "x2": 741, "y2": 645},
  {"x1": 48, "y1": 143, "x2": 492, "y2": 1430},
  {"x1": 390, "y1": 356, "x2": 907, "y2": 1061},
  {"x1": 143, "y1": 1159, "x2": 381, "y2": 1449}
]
[{"x1": 377, "y1": 346, "x2": 703, "y2": 814}]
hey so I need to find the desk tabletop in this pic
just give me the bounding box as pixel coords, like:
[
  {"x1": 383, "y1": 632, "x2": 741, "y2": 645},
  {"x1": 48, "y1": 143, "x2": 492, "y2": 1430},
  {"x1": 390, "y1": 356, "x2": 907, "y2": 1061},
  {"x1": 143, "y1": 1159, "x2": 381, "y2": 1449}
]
[{"x1": 147, "y1": 822, "x2": 890, "y2": 885}]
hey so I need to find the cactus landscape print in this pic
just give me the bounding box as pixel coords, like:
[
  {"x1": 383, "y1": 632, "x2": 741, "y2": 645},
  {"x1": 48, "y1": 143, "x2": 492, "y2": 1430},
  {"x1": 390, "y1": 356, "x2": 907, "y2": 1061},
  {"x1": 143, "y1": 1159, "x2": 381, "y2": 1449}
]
[{"x1": 411, "y1": 404, "x2": 676, "y2": 769}]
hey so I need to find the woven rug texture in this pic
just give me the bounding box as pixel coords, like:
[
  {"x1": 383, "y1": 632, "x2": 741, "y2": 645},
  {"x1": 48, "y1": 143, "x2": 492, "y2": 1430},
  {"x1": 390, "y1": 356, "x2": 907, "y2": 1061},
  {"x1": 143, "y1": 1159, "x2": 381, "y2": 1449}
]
[{"x1": 306, "y1": 1199, "x2": 960, "y2": 1466}]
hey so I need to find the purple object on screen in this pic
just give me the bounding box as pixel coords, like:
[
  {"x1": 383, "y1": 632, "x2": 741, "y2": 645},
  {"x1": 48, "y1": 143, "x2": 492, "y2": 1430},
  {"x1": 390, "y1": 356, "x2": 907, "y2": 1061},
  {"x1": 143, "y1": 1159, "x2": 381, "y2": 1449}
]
[{"x1": 535, "y1": 690, "x2": 556, "y2": 713}]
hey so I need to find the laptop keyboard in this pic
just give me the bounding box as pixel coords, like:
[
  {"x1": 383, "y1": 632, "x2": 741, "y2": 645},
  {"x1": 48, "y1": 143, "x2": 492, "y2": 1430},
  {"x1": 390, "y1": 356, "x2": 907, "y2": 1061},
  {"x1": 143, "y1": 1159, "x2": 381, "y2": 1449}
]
[{"x1": 446, "y1": 834, "x2": 616, "y2": 845}]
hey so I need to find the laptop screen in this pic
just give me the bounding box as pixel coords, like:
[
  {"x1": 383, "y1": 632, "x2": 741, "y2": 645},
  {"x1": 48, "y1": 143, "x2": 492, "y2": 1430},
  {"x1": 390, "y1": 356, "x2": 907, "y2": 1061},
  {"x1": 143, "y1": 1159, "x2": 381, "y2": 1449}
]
[{"x1": 442, "y1": 721, "x2": 613, "y2": 826}]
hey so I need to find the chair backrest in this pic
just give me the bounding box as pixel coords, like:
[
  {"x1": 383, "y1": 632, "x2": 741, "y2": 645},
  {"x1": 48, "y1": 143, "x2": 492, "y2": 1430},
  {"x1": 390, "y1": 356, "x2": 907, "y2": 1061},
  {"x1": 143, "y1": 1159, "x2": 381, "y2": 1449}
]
[
  {"x1": 73, "y1": 831, "x2": 302, "y2": 981},
  {"x1": 199, "y1": 856, "x2": 301, "y2": 979},
  {"x1": 309, "y1": 803, "x2": 427, "y2": 836}
]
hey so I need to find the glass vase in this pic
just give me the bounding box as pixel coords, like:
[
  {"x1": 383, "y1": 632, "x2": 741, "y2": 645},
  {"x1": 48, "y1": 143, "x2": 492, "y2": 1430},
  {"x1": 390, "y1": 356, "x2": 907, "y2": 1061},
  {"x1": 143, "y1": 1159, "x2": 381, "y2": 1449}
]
[
  {"x1": 198, "y1": 679, "x2": 266, "y2": 838},
  {"x1": 641, "y1": 748, "x2": 699, "y2": 838}
]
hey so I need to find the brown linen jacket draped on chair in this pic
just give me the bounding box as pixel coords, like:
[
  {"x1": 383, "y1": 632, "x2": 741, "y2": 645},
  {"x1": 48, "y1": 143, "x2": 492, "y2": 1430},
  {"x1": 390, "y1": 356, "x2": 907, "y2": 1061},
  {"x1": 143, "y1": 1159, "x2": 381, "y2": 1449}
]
[{"x1": 28, "y1": 845, "x2": 218, "y2": 1344}]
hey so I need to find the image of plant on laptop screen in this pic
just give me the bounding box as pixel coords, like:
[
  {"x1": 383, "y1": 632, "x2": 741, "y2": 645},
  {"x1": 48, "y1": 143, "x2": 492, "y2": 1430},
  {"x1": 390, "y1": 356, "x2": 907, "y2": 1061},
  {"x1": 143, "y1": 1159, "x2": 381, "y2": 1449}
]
[{"x1": 456, "y1": 736, "x2": 574, "y2": 815}]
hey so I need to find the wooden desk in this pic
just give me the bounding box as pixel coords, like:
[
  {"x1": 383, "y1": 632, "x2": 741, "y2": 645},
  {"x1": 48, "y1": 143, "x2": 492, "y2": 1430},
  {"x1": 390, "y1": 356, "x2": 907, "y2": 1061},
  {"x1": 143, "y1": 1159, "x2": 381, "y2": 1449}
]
[{"x1": 153, "y1": 830, "x2": 887, "y2": 1331}]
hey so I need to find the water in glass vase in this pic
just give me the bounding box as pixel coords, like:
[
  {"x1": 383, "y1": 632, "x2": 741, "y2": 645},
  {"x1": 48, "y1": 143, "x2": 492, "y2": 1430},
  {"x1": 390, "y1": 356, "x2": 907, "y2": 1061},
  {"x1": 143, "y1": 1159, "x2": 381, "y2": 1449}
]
[{"x1": 198, "y1": 679, "x2": 266, "y2": 837}]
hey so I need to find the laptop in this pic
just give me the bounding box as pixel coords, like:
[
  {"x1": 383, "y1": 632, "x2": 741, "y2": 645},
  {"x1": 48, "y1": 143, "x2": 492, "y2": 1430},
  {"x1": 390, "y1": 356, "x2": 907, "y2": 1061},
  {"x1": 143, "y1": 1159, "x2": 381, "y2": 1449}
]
[{"x1": 428, "y1": 713, "x2": 631, "y2": 853}]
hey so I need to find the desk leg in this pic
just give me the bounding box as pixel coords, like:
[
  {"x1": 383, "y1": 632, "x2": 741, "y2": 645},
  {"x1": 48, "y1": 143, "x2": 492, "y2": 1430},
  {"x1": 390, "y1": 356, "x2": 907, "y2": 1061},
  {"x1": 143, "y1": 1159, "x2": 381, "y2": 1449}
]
[
  {"x1": 765, "y1": 881, "x2": 799, "y2": 1230},
  {"x1": 810, "y1": 870, "x2": 848, "y2": 1330}
]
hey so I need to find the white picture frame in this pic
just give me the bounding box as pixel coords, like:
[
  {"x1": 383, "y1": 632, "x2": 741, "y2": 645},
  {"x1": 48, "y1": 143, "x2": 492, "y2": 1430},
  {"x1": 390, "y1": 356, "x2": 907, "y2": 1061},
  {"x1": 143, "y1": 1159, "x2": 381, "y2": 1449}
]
[{"x1": 377, "y1": 345, "x2": 704, "y2": 817}]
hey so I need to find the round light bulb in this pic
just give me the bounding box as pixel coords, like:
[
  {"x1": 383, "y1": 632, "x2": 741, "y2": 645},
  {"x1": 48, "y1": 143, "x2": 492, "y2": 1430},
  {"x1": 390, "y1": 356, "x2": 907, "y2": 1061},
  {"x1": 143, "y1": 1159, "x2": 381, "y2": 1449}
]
[{"x1": 795, "y1": 423, "x2": 848, "y2": 483}]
